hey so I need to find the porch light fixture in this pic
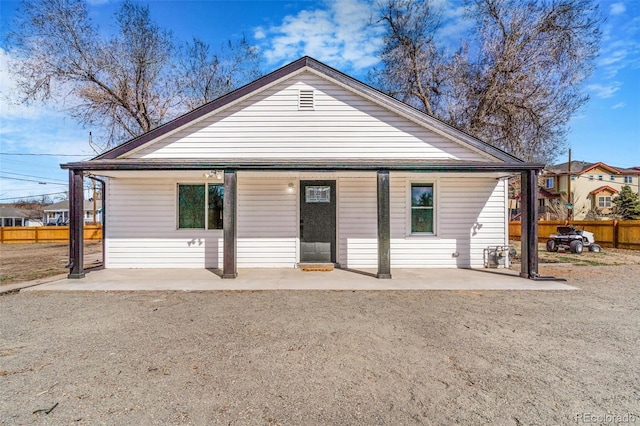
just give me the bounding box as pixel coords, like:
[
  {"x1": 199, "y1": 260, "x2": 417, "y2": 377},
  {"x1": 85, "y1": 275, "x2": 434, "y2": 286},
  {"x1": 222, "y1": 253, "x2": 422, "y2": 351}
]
[{"x1": 288, "y1": 182, "x2": 295, "y2": 193}]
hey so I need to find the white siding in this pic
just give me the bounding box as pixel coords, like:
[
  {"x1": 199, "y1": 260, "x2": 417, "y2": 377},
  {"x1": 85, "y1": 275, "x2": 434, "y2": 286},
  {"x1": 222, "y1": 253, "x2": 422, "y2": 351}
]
[
  {"x1": 336, "y1": 173, "x2": 506, "y2": 269},
  {"x1": 105, "y1": 176, "x2": 298, "y2": 268},
  {"x1": 127, "y1": 72, "x2": 492, "y2": 162},
  {"x1": 106, "y1": 178, "x2": 220, "y2": 268},
  {"x1": 235, "y1": 177, "x2": 297, "y2": 267},
  {"x1": 105, "y1": 173, "x2": 506, "y2": 270},
  {"x1": 338, "y1": 175, "x2": 378, "y2": 268}
]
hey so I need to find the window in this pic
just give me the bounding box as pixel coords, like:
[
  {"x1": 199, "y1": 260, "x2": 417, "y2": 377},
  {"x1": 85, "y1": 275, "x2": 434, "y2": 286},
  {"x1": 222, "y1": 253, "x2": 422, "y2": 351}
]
[
  {"x1": 589, "y1": 175, "x2": 594, "y2": 181},
  {"x1": 545, "y1": 177, "x2": 554, "y2": 189},
  {"x1": 598, "y1": 175, "x2": 603, "y2": 181},
  {"x1": 411, "y1": 183, "x2": 434, "y2": 233},
  {"x1": 305, "y1": 186, "x2": 330, "y2": 203},
  {"x1": 624, "y1": 175, "x2": 633, "y2": 184},
  {"x1": 610, "y1": 175, "x2": 616, "y2": 181},
  {"x1": 178, "y1": 184, "x2": 224, "y2": 229},
  {"x1": 598, "y1": 196, "x2": 612, "y2": 208},
  {"x1": 570, "y1": 175, "x2": 576, "y2": 181}
]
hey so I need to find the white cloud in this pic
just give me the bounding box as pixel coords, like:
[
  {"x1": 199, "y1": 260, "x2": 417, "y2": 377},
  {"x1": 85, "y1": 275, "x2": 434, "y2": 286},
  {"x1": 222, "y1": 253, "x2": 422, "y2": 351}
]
[
  {"x1": 437, "y1": 3, "x2": 473, "y2": 47},
  {"x1": 611, "y1": 102, "x2": 626, "y2": 109},
  {"x1": 599, "y1": 49, "x2": 627, "y2": 67},
  {"x1": 256, "y1": 0, "x2": 384, "y2": 73},
  {"x1": 0, "y1": 48, "x2": 70, "y2": 121},
  {"x1": 586, "y1": 83, "x2": 621, "y2": 98},
  {"x1": 254, "y1": 28, "x2": 266, "y2": 40},
  {"x1": 610, "y1": 2, "x2": 626, "y2": 15}
]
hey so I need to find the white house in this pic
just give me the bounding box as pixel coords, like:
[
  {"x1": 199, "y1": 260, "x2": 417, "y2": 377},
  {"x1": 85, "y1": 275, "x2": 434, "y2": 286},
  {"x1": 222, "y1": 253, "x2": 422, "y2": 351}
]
[
  {"x1": 43, "y1": 200, "x2": 103, "y2": 225},
  {"x1": 62, "y1": 57, "x2": 542, "y2": 280}
]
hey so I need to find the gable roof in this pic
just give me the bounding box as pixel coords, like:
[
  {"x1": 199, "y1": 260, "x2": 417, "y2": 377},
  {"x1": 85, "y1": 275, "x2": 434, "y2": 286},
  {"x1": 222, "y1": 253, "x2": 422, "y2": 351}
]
[
  {"x1": 581, "y1": 162, "x2": 621, "y2": 175},
  {"x1": 589, "y1": 185, "x2": 619, "y2": 195},
  {"x1": 91, "y1": 56, "x2": 523, "y2": 165},
  {"x1": 549, "y1": 161, "x2": 640, "y2": 175},
  {"x1": 0, "y1": 205, "x2": 30, "y2": 218}
]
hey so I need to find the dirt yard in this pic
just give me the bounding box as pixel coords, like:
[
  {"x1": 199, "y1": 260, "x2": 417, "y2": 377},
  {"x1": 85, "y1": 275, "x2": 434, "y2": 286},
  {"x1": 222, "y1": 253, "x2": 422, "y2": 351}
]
[
  {"x1": 510, "y1": 240, "x2": 640, "y2": 267},
  {"x1": 1, "y1": 263, "x2": 639, "y2": 424},
  {"x1": 0, "y1": 242, "x2": 102, "y2": 285}
]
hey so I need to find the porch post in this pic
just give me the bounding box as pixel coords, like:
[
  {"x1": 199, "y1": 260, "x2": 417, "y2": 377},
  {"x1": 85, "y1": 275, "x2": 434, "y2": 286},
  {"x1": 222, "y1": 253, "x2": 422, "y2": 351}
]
[
  {"x1": 222, "y1": 169, "x2": 238, "y2": 279},
  {"x1": 377, "y1": 170, "x2": 392, "y2": 279},
  {"x1": 520, "y1": 169, "x2": 539, "y2": 279},
  {"x1": 68, "y1": 169, "x2": 85, "y2": 279}
]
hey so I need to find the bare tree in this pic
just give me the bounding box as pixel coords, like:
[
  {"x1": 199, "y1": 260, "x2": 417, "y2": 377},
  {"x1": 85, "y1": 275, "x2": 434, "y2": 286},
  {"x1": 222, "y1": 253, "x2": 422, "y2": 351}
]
[
  {"x1": 371, "y1": 0, "x2": 602, "y2": 163},
  {"x1": 8, "y1": 0, "x2": 261, "y2": 151},
  {"x1": 178, "y1": 36, "x2": 261, "y2": 111},
  {"x1": 371, "y1": 0, "x2": 445, "y2": 116}
]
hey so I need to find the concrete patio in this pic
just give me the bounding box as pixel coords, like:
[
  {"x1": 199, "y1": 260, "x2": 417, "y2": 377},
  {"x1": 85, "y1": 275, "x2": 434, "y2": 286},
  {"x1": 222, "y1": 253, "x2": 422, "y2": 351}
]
[{"x1": 24, "y1": 267, "x2": 577, "y2": 291}]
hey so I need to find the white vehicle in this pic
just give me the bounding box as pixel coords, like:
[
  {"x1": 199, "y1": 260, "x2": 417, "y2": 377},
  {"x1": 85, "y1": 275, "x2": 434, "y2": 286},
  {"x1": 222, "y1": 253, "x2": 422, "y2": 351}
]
[{"x1": 546, "y1": 226, "x2": 602, "y2": 254}]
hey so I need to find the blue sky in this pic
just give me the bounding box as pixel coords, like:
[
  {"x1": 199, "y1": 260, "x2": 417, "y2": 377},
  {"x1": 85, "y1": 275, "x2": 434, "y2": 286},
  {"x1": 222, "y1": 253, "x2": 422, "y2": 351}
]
[{"x1": 0, "y1": 0, "x2": 639, "y2": 201}]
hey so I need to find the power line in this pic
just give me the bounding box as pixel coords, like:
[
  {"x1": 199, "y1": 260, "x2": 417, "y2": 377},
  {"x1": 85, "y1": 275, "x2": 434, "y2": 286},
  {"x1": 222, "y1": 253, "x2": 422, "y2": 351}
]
[
  {"x1": 0, "y1": 171, "x2": 67, "y2": 183},
  {"x1": 0, "y1": 176, "x2": 67, "y2": 185},
  {"x1": 0, "y1": 191, "x2": 68, "y2": 201}
]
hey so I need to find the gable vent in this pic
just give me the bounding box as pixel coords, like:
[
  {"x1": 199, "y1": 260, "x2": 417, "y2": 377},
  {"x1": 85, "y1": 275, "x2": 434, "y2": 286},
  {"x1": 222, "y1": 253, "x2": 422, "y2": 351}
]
[{"x1": 299, "y1": 89, "x2": 315, "y2": 110}]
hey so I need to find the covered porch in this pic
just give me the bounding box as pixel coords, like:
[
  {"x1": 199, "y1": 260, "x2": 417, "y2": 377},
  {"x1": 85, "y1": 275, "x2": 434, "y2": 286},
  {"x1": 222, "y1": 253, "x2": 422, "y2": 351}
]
[{"x1": 62, "y1": 159, "x2": 543, "y2": 281}]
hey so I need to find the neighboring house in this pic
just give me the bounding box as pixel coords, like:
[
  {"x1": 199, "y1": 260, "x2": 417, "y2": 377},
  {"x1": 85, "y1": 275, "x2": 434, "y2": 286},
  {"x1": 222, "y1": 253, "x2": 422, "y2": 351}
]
[
  {"x1": 542, "y1": 161, "x2": 640, "y2": 219},
  {"x1": 0, "y1": 204, "x2": 44, "y2": 226},
  {"x1": 61, "y1": 56, "x2": 542, "y2": 280},
  {"x1": 510, "y1": 187, "x2": 561, "y2": 221},
  {"x1": 43, "y1": 200, "x2": 103, "y2": 225},
  {"x1": 0, "y1": 205, "x2": 30, "y2": 227}
]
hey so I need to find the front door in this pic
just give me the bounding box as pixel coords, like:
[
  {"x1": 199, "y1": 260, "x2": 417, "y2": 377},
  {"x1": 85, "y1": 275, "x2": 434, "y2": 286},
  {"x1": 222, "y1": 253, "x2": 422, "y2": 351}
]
[{"x1": 300, "y1": 180, "x2": 336, "y2": 263}]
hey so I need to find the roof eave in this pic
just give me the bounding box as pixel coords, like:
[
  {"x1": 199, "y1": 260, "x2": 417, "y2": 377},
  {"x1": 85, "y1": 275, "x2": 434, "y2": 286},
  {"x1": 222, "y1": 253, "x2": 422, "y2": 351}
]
[{"x1": 61, "y1": 159, "x2": 543, "y2": 173}]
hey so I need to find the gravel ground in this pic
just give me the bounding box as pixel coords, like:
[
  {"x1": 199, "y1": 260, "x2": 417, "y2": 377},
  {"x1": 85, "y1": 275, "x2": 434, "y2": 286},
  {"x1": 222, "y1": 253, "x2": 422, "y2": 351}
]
[{"x1": 1, "y1": 265, "x2": 638, "y2": 425}]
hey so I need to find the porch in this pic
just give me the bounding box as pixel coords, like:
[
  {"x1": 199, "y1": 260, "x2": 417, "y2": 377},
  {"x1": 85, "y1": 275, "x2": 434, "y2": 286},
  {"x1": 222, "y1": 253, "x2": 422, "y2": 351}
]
[{"x1": 24, "y1": 267, "x2": 575, "y2": 292}]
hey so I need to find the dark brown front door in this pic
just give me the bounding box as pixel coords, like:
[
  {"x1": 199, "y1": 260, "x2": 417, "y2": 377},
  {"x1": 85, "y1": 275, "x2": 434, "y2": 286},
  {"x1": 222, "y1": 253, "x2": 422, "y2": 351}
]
[{"x1": 300, "y1": 180, "x2": 336, "y2": 263}]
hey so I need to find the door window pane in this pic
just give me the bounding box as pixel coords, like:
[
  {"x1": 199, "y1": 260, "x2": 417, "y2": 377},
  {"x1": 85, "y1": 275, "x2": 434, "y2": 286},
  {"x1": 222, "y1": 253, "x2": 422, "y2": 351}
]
[
  {"x1": 208, "y1": 184, "x2": 224, "y2": 230},
  {"x1": 306, "y1": 186, "x2": 330, "y2": 203},
  {"x1": 178, "y1": 185, "x2": 205, "y2": 228}
]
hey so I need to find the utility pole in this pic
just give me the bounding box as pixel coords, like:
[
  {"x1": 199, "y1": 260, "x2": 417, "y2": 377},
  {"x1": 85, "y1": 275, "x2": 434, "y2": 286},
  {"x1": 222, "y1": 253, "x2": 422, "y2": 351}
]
[{"x1": 567, "y1": 149, "x2": 572, "y2": 222}]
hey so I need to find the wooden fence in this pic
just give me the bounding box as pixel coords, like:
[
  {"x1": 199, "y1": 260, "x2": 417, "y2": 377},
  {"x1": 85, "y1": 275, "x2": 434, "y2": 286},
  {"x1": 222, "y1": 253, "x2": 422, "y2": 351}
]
[
  {"x1": 0, "y1": 225, "x2": 102, "y2": 244},
  {"x1": 509, "y1": 220, "x2": 640, "y2": 250}
]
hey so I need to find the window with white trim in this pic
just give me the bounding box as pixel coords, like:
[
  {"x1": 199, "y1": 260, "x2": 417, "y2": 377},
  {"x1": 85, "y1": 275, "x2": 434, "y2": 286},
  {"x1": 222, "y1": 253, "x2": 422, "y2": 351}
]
[
  {"x1": 545, "y1": 177, "x2": 554, "y2": 189},
  {"x1": 610, "y1": 175, "x2": 615, "y2": 181},
  {"x1": 598, "y1": 175, "x2": 603, "y2": 181},
  {"x1": 598, "y1": 196, "x2": 612, "y2": 208},
  {"x1": 411, "y1": 183, "x2": 434, "y2": 233},
  {"x1": 589, "y1": 175, "x2": 594, "y2": 180},
  {"x1": 178, "y1": 184, "x2": 224, "y2": 229},
  {"x1": 624, "y1": 175, "x2": 633, "y2": 184}
]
